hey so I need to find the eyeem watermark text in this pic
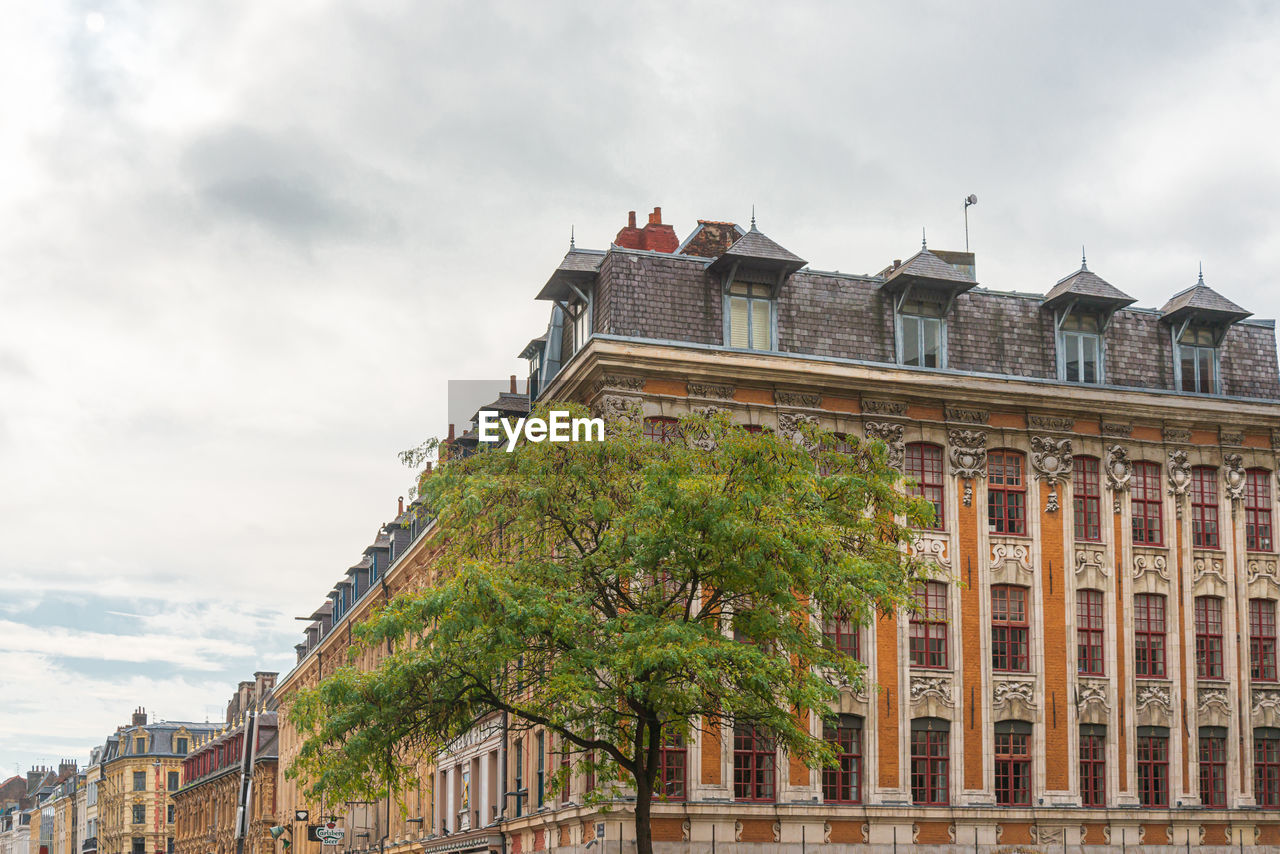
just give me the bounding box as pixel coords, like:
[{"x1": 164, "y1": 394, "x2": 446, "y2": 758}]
[{"x1": 478, "y1": 410, "x2": 605, "y2": 452}]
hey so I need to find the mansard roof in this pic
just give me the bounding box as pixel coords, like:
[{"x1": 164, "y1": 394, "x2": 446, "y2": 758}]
[
  {"x1": 880, "y1": 247, "x2": 977, "y2": 301},
  {"x1": 535, "y1": 249, "x2": 605, "y2": 301},
  {"x1": 1042, "y1": 265, "x2": 1135, "y2": 311},
  {"x1": 1160, "y1": 277, "x2": 1252, "y2": 326},
  {"x1": 707, "y1": 226, "x2": 806, "y2": 276}
]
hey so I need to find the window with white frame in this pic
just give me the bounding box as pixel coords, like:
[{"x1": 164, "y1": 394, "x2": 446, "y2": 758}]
[
  {"x1": 569, "y1": 299, "x2": 590, "y2": 355},
  {"x1": 1178, "y1": 327, "x2": 1218, "y2": 393},
  {"x1": 727, "y1": 281, "x2": 772, "y2": 350},
  {"x1": 897, "y1": 299, "x2": 944, "y2": 367},
  {"x1": 1060, "y1": 312, "x2": 1102, "y2": 384}
]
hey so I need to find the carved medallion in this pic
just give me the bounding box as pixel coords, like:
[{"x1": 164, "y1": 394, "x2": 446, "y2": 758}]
[
  {"x1": 1224, "y1": 453, "x2": 1247, "y2": 502},
  {"x1": 778, "y1": 412, "x2": 818, "y2": 449},
  {"x1": 1136, "y1": 682, "x2": 1173, "y2": 715},
  {"x1": 948, "y1": 429, "x2": 987, "y2": 505},
  {"x1": 1221, "y1": 430, "x2": 1245, "y2": 447},
  {"x1": 1192, "y1": 555, "x2": 1225, "y2": 584},
  {"x1": 1031, "y1": 436, "x2": 1072, "y2": 513},
  {"x1": 592, "y1": 374, "x2": 646, "y2": 395},
  {"x1": 1102, "y1": 422, "x2": 1133, "y2": 438},
  {"x1": 1077, "y1": 679, "x2": 1110, "y2": 714},
  {"x1": 1167, "y1": 450, "x2": 1191, "y2": 514}
]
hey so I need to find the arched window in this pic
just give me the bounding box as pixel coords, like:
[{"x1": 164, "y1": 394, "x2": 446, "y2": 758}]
[
  {"x1": 1195, "y1": 596, "x2": 1225, "y2": 679},
  {"x1": 1132, "y1": 461, "x2": 1163, "y2": 545},
  {"x1": 1134, "y1": 593, "x2": 1167, "y2": 677},
  {"x1": 905, "y1": 442, "x2": 945, "y2": 530},
  {"x1": 1247, "y1": 469, "x2": 1274, "y2": 552},
  {"x1": 988, "y1": 450, "x2": 1026, "y2": 535},
  {"x1": 1077, "y1": 589, "x2": 1104, "y2": 676},
  {"x1": 991, "y1": 585, "x2": 1030, "y2": 672},
  {"x1": 909, "y1": 581, "x2": 948, "y2": 669},
  {"x1": 1073, "y1": 456, "x2": 1102, "y2": 541},
  {"x1": 1191, "y1": 465, "x2": 1220, "y2": 549},
  {"x1": 642, "y1": 416, "x2": 680, "y2": 444},
  {"x1": 822, "y1": 714, "x2": 863, "y2": 804}
]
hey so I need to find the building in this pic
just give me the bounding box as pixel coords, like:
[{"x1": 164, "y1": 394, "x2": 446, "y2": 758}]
[
  {"x1": 172, "y1": 673, "x2": 279, "y2": 854},
  {"x1": 96, "y1": 710, "x2": 215, "y2": 854},
  {"x1": 280, "y1": 206, "x2": 1280, "y2": 851}
]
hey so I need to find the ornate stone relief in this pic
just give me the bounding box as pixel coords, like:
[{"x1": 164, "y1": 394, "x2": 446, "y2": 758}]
[
  {"x1": 912, "y1": 534, "x2": 951, "y2": 570},
  {"x1": 944, "y1": 405, "x2": 989, "y2": 424},
  {"x1": 1077, "y1": 679, "x2": 1110, "y2": 714},
  {"x1": 1105, "y1": 444, "x2": 1134, "y2": 512},
  {"x1": 1198, "y1": 685, "x2": 1231, "y2": 716},
  {"x1": 593, "y1": 394, "x2": 642, "y2": 423},
  {"x1": 864, "y1": 421, "x2": 906, "y2": 470},
  {"x1": 775, "y1": 391, "x2": 821, "y2": 409},
  {"x1": 948, "y1": 429, "x2": 987, "y2": 506},
  {"x1": 777, "y1": 412, "x2": 818, "y2": 449},
  {"x1": 592, "y1": 374, "x2": 646, "y2": 395},
  {"x1": 1253, "y1": 688, "x2": 1280, "y2": 716},
  {"x1": 910, "y1": 674, "x2": 956, "y2": 707},
  {"x1": 1224, "y1": 452, "x2": 1247, "y2": 502},
  {"x1": 1028, "y1": 414, "x2": 1074, "y2": 432},
  {"x1": 1031, "y1": 436, "x2": 1073, "y2": 512},
  {"x1": 1132, "y1": 552, "x2": 1170, "y2": 581},
  {"x1": 1074, "y1": 546, "x2": 1108, "y2": 578},
  {"x1": 1102, "y1": 422, "x2": 1133, "y2": 438},
  {"x1": 1167, "y1": 449, "x2": 1191, "y2": 516},
  {"x1": 991, "y1": 542, "x2": 1034, "y2": 579},
  {"x1": 1136, "y1": 682, "x2": 1173, "y2": 716},
  {"x1": 1272, "y1": 430, "x2": 1280, "y2": 451},
  {"x1": 1221, "y1": 430, "x2": 1245, "y2": 447},
  {"x1": 687, "y1": 382, "x2": 735, "y2": 400},
  {"x1": 1034, "y1": 826, "x2": 1067, "y2": 845},
  {"x1": 1192, "y1": 554, "x2": 1225, "y2": 585},
  {"x1": 862, "y1": 399, "x2": 907, "y2": 415},
  {"x1": 993, "y1": 679, "x2": 1037, "y2": 713},
  {"x1": 1164, "y1": 427, "x2": 1192, "y2": 444},
  {"x1": 1248, "y1": 557, "x2": 1280, "y2": 586}
]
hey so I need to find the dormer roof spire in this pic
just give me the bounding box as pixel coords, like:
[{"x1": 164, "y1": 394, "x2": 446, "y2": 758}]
[
  {"x1": 922, "y1": 227, "x2": 927, "y2": 250},
  {"x1": 1081, "y1": 245, "x2": 1087, "y2": 271},
  {"x1": 750, "y1": 205, "x2": 757, "y2": 231}
]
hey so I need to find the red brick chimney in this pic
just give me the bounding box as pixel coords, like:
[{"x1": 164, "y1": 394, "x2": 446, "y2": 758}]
[
  {"x1": 132, "y1": 707, "x2": 147, "y2": 726},
  {"x1": 509, "y1": 374, "x2": 517, "y2": 393},
  {"x1": 614, "y1": 207, "x2": 677, "y2": 253}
]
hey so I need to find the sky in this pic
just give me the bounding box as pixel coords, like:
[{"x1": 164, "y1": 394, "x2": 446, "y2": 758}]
[{"x1": 2, "y1": 0, "x2": 1279, "y2": 774}]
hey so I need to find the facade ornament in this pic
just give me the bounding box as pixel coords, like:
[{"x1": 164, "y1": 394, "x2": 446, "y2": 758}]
[
  {"x1": 1031, "y1": 436, "x2": 1072, "y2": 513},
  {"x1": 1135, "y1": 682, "x2": 1173, "y2": 715},
  {"x1": 1192, "y1": 555, "x2": 1225, "y2": 583},
  {"x1": 948, "y1": 429, "x2": 987, "y2": 506},
  {"x1": 1253, "y1": 688, "x2": 1280, "y2": 716},
  {"x1": 910, "y1": 674, "x2": 956, "y2": 707},
  {"x1": 911, "y1": 534, "x2": 951, "y2": 570},
  {"x1": 592, "y1": 394, "x2": 642, "y2": 424},
  {"x1": 1105, "y1": 444, "x2": 1133, "y2": 511},
  {"x1": 1074, "y1": 547, "x2": 1108, "y2": 578},
  {"x1": 1223, "y1": 452, "x2": 1247, "y2": 502},
  {"x1": 1034, "y1": 826, "x2": 1066, "y2": 845},
  {"x1": 1028, "y1": 414, "x2": 1074, "y2": 432},
  {"x1": 862, "y1": 399, "x2": 907, "y2": 415},
  {"x1": 1198, "y1": 685, "x2": 1231, "y2": 715},
  {"x1": 775, "y1": 391, "x2": 822, "y2": 409},
  {"x1": 687, "y1": 382, "x2": 735, "y2": 400},
  {"x1": 992, "y1": 679, "x2": 1037, "y2": 710},
  {"x1": 1101, "y1": 421, "x2": 1133, "y2": 438},
  {"x1": 1167, "y1": 449, "x2": 1191, "y2": 516},
  {"x1": 1077, "y1": 679, "x2": 1110, "y2": 713},
  {"x1": 592, "y1": 374, "x2": 646, "y2": 395},
  {"x1": 1248, "y1": 557, "x2": 1280, "y2": 586},
  {"x1": 1272, "y1": 430, "x2": 1280, "y2": 451},
  {"x1": 944, "y1": 405, "x2": 989, "y2": 425},
  {"x1": 778, "y1": 412, "x2": 819, "y2": 450},
  {"x1": 1164, "y1": 427, "x2": 1192, "y2": 445},
  {"x1": 864, "y1": 421, "x2": 906, "y2": 470},
  {"x1": 1220, "y1": 430, "x2": 1245, "y2": 447},
  {"x1": 1132, "y1": 552, "x2": 1169, "y2": 581}
]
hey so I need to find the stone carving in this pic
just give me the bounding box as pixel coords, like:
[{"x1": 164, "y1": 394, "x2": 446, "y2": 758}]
[
  {"x1": 1028, "y1": 414, "x2": 1074, "y2": 432},
  {"x1": 1224, "y1": 453, "x2": 1247, "y2": 502},
  {"x1": 1105, "y1": 444, "x2": 1133, "y2": 511},
  {"x1": 1136, "y1": 682, "x2": 1173, "y2": 715},
  {"x1": 992, "y1": 679, "x2": 1037, "y2": 710},
  {"x1": 1248, "y1": 557, "x2": 1280, "y2": 586},
  {"x1": 1254, "y1": 688, "x2": 1280, "y2": 715},
  {"x1": 1273, "y1": 430, "x2": 1280, "y2": 451},
  {"x1": 1132, "y1": 552, "x2": 1170, "y2": 581},
  {"x1": 945, "y1": 405, "x2": 989, "y2": 424},
  {"x1": 1031, "y1": 435, "x2": 1072, "y2": 513},
  {"x1": 593, "y1": 394, "x2": 641, "y2": 423},
  {"x1": 1198, "y1": 685, "x2": 1231, "y2": 715},
  {"x1": 1077, "y1": 679, "x2": 1110, "y2": 713},
  {"x1": 948, "y1": 429, "x2": 987, "y2": 506},
  {"x1": 1221, "y1": 430, "x2": 1245, "y2": 447},
  {"x1": 592, "y1": 374, "x2": 646, "y2": 394},
  {"x1": 864, "y1": 421, "x2": 906, "y2": 470},
  {"x1": 823, "y1": 823, "x2": 832, "y2": 844},
  {"x1": 1075, "y1": 547, "x2": 1108, "y2": 578},
  {"x1": 991, "y1": 542, "x2": 1034, "y2": 576},
  {"x1": 734, "y1": 821, "x2": 743, "y2": 842},
  {"x1": 778, "y1": 412, "x2": 818, "y2": 449},
  {"x1": 910, "y1": 674, "x2": 956, "y2": 707},
  {"x1": 687, "y1": 382, "x2": 735, "y2": 400},
  {"x1": 1164, "y1": 427, "x2": 1192, "y2": 444},
  {"x1": 1102, "y1": 421, "x2": 1133, "y2": 437},
  {"x1": 681, "y1": 820, "x2": 690, "y2": 842},
  {"x1": 1168, "y1": 449, "x2": 1191, "y2": 516},
  {"x1": 1034, "y1": 826, "x2": 1066, "y2": 845},
  {"x1": 1192, "y1": 555, "x2": 1225, "y2": 584},
  {"x1": 775, "y1": 391, "x2": 821, "y2": 409},
  {"x1": 862, "y1": 399, "x2": 907, "y2": 415},
  {"x1": 771, "y1": 823, "x2": 780, "y2": 843},
  {"x1": 912, "y1": 534, "x2": 952, "y2": 570}
]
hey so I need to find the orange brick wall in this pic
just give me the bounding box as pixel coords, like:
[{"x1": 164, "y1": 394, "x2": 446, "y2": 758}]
[
  {"x1": 1040, "y1": 494, "x2": 1069, "y2": 788},
  {"x1": 957, "y1": 479, "x2": 984, "y2": 790},
  {"x1": 876, "y1": 608, "x2": 899, "y2": 788}
]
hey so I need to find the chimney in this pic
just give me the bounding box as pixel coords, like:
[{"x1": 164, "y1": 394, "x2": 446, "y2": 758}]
[
  {"x1": 58, "y1": 761, "x2": 76, "y2": 779},
  {"x1": 613, "y1": 210, "x2": 643, "y2": 250},
  {"x1": 679, "y1": 220, "x2": 741, "y2": 258},
  {"x1": 132, "y1": 707, "x2": 147, "y2": 727},
  {"x1": 639, "y1": 206, "x2": 678, "y2": 253},
  {"x1": 893, "y1": 260, "x2": 901, "y2": 269},
  {"x1": 509, "y1": 374, "x2": 517, "y2": 394},
  {"x1": 398, "y1": 496, "x2": 404, "y2": 515},
  {"x1": 447, "y1": 423, "x2": 456, "y2": 442},
  {"x1": 26, "y1": 770, "x2": 43, "y2": 791}
]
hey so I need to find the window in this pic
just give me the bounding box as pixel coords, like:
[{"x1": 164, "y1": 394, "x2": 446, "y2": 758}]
[
  {"x1": 131, "y1": 805, "x2": 145, "y2": 825},
  {"x1": 1257, "y1": 729, "x2": 1280, "y2": 808},
  {"x1": 135, "y1": 737, "x2": 145, "y2": 753},
  {"x1": 898, "y1": 299, "x2": 943, "y2": 368},
  {"x1": 1191, "y1": 466, "x2": 1220, "y2": 549},
  {"x1": 1080, "y1": 727, "x2": 1106, "y2": 807},
  {"x1": 535, "y1": 732, "x2": 545, "y2": 808},
  {"x1": 166, "y1": 771, "x2": 178, "y2": 791},
  {"x1": 1179, "y1": 327, "x2": 1217, "y2": 394},
  {"x1": 988, "y1": 450, "x2": 1026, "y2": 535},
  {"x1": 642, "y1": 417, "x2": 680, "y2": 444},
  {"x1": 1199, "y1": 728, "x2": 1227, "y2": 808},
  {"x1": 822, "y1": 716, "x2": 862, "y2": 804},
  {"x1": 1137, "y1": 730, "x2": 1169, "y2": 807},
  {"x1": 1248, "y1": 469, "x2": 1274, "y2": 552},
  {"x1": 166, "y1": 805, "x2": 174, "y2": 824},
  {"x1": 994, "y1": 724, "x2": 1031, "y2": 806},
  {"x1": 1061, "y1": 312, "x2": 1102, "y2": 383},
  {"x1": 513, "y1": 738, "x2": 523, "y2": 817},
  {"x1": 727, "y1": 281, "x2": 772, "y2": 350},
  {"x1": 132, "y1": 772, "x2": 146, "y2": 792},
  {"x1": 131, "y1": 839, "x2": 145, "y2": 854},
  {"x1": 732, "y1": 725, "x2": 775, "y2": 802},
  {"x1": 570, "y1": 299, "x2": 590, "y2": 355},
  {"x1": 1077, "y1": 590, "x2": 1105, "y2": 676},
  {"x1": 991, "y1": 585, "x2": 1030, "y2": 672},
  {"x1": 174, "y1": 738, "x2": 187, "y2": 755},
  {"x1": 823, "y1": 616, "x2": 859, "y2": 660},
  {"x1": 909, "y1": 719, "x2": 949, "y2": 805},
  {"x1": 905, "y1": 443, "x2": 945, "y2": 530},
  {"x1": 657, "y1": 732, "x2": 686, "y2": 800},
  {"x1": 1196, "y1": 596, "x2": 1225, "y2": 679},
  {"x1": 909, "y1": 582, "x2": 948, "y2": 669},
  {"x1": 1252, "y1": 599, "x2": 1278, "y2": 682},
  {"x1": 167, "y1": 840, "x2": 173, "y2": 854},
  {"x1": 1134, "y1": 594, "x2": 1166, "y2": 677},
  {"x1": 1132, "y1": 461, "x2": 1163, "y2": 545},
  {"x1": 1073, "y1": 456, "x2": 1102, "y2": 541}
]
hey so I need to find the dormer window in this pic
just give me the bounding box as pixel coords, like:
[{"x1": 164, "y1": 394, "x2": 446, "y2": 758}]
[
  {"x1": 1178, "y1": 327, "x2": 1217, "y2": 394},
  {"x1": 1060, "y1": 313, "x2": 1102, "y2": 384},
  {"x1": 897, "y1": 299, "x2": 944, "y2": 368},
  {"x1": 727, "y1": 281, "x2": 773, "y2": 350},
  {"x1": 567, "y1": 297, "x2": 591, "y2": 356}
]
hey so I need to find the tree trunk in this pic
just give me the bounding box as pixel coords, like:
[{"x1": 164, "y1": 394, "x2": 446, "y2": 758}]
[{"x1": 633, "y1": 782, "x2": 653, "y2": 854}]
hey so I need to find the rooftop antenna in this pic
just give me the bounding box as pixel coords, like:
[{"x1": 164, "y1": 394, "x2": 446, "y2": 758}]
[
  {"x1": 569, "y1": 225, "x2": 575, "y2": 250},
  {"x1": 963, "y1": 194, "x2": 978, "y2": 251},
  {"x1": 750, "y1": 205, "x2": 757, "y2": 230},
  {"x1": 921, "y1": 227, "x2": 927, "y2": 250},
  {"x1": 1198, "y1": 262, "x2": 1204, "y2": 285},
  {"x1": 1081, "y1": 245, "x2": 1088, "y2": 271}
]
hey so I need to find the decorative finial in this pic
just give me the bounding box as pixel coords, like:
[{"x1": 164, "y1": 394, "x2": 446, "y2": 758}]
[
  {"x1": 569, "y1": 225, "x2": 575, "y2": 250},
  {"x1": 1198, "y1": 262, "x2": 1204, "y2": 285},
  {"x1": 1081, "y1": 245, "x2": 1087, "y2": 271},
  {"x1": 921, "y1": 227, "x2": 927, "y2": 250},
  {"x1": 750, "y1": 205, "x2": 757, "y2": 230}
]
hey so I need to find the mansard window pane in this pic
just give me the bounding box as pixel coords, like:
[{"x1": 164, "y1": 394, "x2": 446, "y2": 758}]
[
  {"x1": 728, "y1": 282, "x2": 772, "y2": 351},
  {"x1": 1247, "y1": 469, "x2": 1274, "y2": 552},
  {"x1": 1131, "y1": 461, "x2": 1164, "y2": 545},
  {"x1": 1180, "y1": 327, "x2": 1218, "y2": 394},
  {"x1": 1251, "y1": 599, "x2": 1278, "y2": 682},
  {"x1": 1195, "y1": 596, "x2": 1225, "y2": 679},
  {"x1": 905, "y1": 442, "x2": 945, "y2": 530},
  {"x1": 988, "y1": 450, "x2": 1026, "y2": 535},
  {"x1": 1134, "y1": 594, "x2": 1167, "y2": 678},
  {"x1": 1191, "y1": 466, "x2": 1220, "y2": 549},
  {"x1": 1073, "y1": 456, "x2": 1102, "y2": 541}
]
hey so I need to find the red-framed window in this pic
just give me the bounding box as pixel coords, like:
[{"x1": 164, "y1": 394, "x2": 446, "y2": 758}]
[
  {"x1": 643, "y1": 417, "x2": 680, "y2": 444},
  {"x1": 823, "y1": 616, "x2": 859, "y2": 660},
  {"x1": 1132, "y1": 461, "x2": 1163, "y2": 545},
  {"x1": 1257, "y1": 731, "x2": 1280, "y2": 808},
  {"x1": 732, "y1": 725, "x2": 775, "y2": 802},
  {"x1": 994, "y1": 730, "x2": 1031, "y2": 806},
  {"x1": 1191, "y1": 466, "x2": 1221, "y2": 549},
  {"x1": 560, "y1": 737, "x2": 571, "y2": 801},
  {"x1": 1077, "y1": 589, "x2": 1105, "y2": 676},
  {"x1": 1074, "y1": 456, "x2": 1102, "y2": 541},
  {"x1": 1079, "y1": 730, "x2": 1106, "y2": 807},
  {"x1": 988, "y1": 450, "x2": 1027, "y2": 535},
  {"x1": 909, "y1": 581, "x2": 948, "y2": 669},
  {"x1": 1137, "y1": 733, "x2": 1169, "y2": 807},
  {"x1": 909, "y1": 723, "x2": 949, "y2": 806},
  {"x1": 1248, "y1": 469, "x2": 1274, "y2": 552},
  {"x1": 1252, "y1": 599, "x2": 1278, "y2": 682},
  {"x1": 822, "y1": 717, "x2": 862, "y2": 804},
  {"x1": 1195, "y1": 596, "x2": 1225, "y2": 679},
  {"x1": 1134, "y1": 594, "x2": 1166, "y2": 677},
  {"x1": 657, "y1": 732, "x2": 686, "y2": 800},
  {"x1": 1199, "y1": 730, "x2": 1227, "y2": 808},
  {"x1": 905, "y1": 443, "x2": 945, "y2": 530},
  {"x1": 991, "y1": 585, "x2": 1030, "y2": 672}
]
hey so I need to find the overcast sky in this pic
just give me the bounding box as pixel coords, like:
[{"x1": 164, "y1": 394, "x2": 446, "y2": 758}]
[{"x1": 3, "y1": 1, "x2": 1279, "y2": 774}]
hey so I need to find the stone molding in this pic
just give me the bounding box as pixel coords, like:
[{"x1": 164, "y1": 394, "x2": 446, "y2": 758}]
[
  {"x1": 944, "y1": 405, "x2": 989, "y2": 425},
  {"x1": 862, "y1": 399, "x2": 907, "y2": 415}
]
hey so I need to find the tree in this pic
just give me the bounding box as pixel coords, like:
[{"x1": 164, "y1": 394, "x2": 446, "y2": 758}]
[{"x1": 287, "y1": 405, "x2": 933, "y2": 854}]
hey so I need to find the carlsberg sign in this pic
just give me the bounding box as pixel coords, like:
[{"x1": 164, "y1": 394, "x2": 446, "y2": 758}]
[{"x1": 477, "y1": 410, "x2": 604, "y2": 452}]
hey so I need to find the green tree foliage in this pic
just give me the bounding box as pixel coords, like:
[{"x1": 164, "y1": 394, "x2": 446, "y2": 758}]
[{"x1": 288, "y1": 405, "x2": 933, "y2": 854}]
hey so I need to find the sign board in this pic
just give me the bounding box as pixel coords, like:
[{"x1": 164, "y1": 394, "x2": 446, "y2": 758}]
[
  {"x1": 308, "y1": 824, "x2": 345, "y2": 846},
  {"x1": 295, "y1": 810, "x2": 309, "y2": 822}
]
